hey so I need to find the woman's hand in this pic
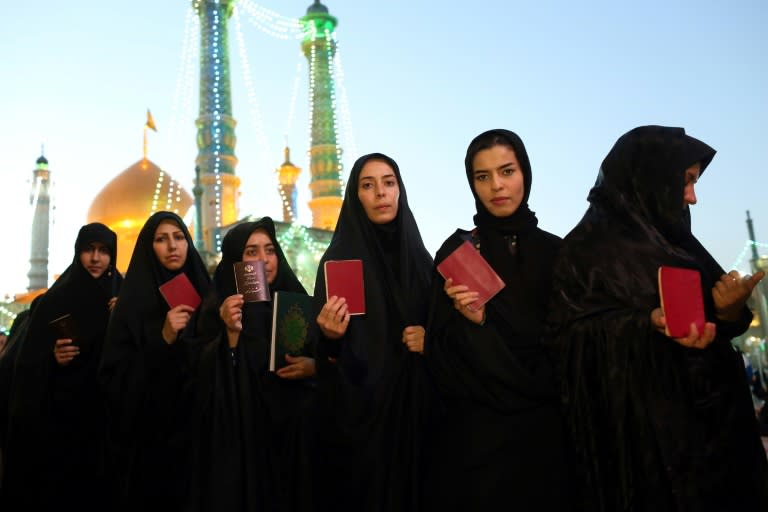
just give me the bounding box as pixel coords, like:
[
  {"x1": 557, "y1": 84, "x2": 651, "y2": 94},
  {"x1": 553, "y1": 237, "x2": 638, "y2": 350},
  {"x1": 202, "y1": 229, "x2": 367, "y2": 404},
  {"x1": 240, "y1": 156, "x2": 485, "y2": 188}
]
[
  {"x1": 444, "y1": 278, "x2": 485, "y2": 325},
  {"x1": 650, "y1": 307, "x2": 716, "y2": 349},
  {"x1": 108, "y1": 297, "x2": 118, "y2": 311},
  {"x1": 53, "y1": 338, "x2": 79, "y2": 366},
  {"x1": 276, "y1": 355, "x2": 316, "y2": 379},
  {"x1": 317, "y1": 296, "x2": 350, "y2": 339},
  {"x1": 402, "y1": 325, "x2": 425, "y2": 354},
  {"x1": 713, "y1": 270, "x2": 765, "y2": 322},
  {"x1": 220, "y1": 294, "x2": 245, "y2": 333},
  {"x1": 162, "y1": 304, "x2": 195, "y2": 344}
]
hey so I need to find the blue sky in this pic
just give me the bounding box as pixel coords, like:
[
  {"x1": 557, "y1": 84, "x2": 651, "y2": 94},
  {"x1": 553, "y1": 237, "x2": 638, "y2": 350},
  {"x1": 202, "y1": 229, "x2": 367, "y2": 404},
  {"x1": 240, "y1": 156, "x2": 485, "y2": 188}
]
[{"x1": 1, "y1": 0, "x2": 766, "y2": 298}]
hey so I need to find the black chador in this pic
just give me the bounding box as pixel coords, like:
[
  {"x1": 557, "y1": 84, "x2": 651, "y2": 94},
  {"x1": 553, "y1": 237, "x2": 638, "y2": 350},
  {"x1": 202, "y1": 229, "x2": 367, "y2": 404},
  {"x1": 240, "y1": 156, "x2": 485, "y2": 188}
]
[
  {"x1": 424, "y1": 129, "x2": 571, "y2": 510},
  {"x1": 190, "y1": 217, "x2": 314, "y2": 512},
  {"x1": 312, "y1": 153, "x2": 435, "y2": 512},
  {"x1": 3, "y1": 223, "x2": 121, "y2": 511},
  {"x1": 99, "y1": 211, "x2": 210, "y2": 511}
]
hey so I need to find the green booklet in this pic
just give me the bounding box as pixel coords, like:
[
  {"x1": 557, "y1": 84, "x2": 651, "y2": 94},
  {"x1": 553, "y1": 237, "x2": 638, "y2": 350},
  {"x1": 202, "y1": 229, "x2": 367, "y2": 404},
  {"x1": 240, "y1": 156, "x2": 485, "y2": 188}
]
[{"x1": 270, "y1": 291, "x2": 313, "y2": 372}]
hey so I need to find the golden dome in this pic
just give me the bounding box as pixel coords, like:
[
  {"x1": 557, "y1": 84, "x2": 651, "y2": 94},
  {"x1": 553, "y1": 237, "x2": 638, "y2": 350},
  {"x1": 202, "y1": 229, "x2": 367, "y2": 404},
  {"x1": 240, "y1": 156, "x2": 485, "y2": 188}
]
[{"x1": 87, "y1": 158, "x2": 193, "y2": 273}]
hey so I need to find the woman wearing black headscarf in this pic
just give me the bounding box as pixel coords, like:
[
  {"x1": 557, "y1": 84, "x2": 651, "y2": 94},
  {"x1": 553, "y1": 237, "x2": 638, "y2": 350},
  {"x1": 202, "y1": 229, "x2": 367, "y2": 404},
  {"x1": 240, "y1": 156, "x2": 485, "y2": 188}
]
[
  {"x1": 3, "y1": 223, "x2": 121, "y2": 510},
  {"x1": 312, "y1": 153, "x2": 434, "y2": 512},
  {"x1": 99, "y1": 211, "x2": 210, "y2": 511},
  {"x1": 190, "y1": 216, "x2": 314, "y2": 511},
  {"x1": 548, "y1": 125, "x2": 768, "y2": 511},
  {"x1": 423, "y1": 129, "x2": 570, "y2": 510}
]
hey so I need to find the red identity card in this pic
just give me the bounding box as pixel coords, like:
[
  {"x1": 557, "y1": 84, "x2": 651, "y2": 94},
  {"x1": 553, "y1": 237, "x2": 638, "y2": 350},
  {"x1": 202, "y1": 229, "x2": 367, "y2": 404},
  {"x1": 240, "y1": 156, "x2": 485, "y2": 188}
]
[
  {"x1": 436, "y1": 240, "x2": 505, "y2": 312},
  {"x1": 324, "y1": 259, "x2": 365, "y2": 315},
  {"x1": 658, "y1": 266, "x2": 705, "y2": 338},
  {"x1": 159, "y1": 272, "x2": 202, "y2": 311}
]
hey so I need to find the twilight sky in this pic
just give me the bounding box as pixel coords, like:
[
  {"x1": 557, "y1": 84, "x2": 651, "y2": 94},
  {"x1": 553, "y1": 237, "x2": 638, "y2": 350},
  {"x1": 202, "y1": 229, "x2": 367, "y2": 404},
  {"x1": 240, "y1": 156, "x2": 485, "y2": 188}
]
[{"x1": 1, "y1": 0, "x2": 766, "y2": 299}]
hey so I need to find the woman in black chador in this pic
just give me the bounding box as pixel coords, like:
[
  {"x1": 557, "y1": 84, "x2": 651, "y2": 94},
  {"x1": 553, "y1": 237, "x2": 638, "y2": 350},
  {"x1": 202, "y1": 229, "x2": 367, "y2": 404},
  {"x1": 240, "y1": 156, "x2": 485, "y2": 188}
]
[
  {"x1": 312, "y1": 153, "x2": 434, "y2": 511},
  {"x1": 547, "y1": 125, "x2": 768, "y2": 511},
  {"x1": 99, "y1": 211, "x2": 210, "y2": 511},
  {"x1": 3, "y1": 223, "x2": 122, "y2": 510},
  {"x1": 423, "y1": 129, "x2": 570, "y2": 510},
  {"x1": 191, "y1": 217, "x2": 315, "y2": 511}
]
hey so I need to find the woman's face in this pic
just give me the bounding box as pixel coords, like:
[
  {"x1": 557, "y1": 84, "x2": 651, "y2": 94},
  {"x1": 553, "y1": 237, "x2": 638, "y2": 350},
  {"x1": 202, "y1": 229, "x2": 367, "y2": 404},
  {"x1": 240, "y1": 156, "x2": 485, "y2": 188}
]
[
  {"x1": 683, "y1": 162, "x2": 701, "y2": 207},
  {"x1": 472, "y1": 144, "x2": 525, "y2": 218},
  {"x1": 79, "y1": 241, "x2": 111, "y2": 279},
  {"x1": 152, "y1": 219, "x2": 188, "y2": 271},
  {"x1": 242, "y1": 228, "x2": 278, "y2": 285},
  {"x1": 357, "y1": 159, "x2": 400, "y2": 224}
]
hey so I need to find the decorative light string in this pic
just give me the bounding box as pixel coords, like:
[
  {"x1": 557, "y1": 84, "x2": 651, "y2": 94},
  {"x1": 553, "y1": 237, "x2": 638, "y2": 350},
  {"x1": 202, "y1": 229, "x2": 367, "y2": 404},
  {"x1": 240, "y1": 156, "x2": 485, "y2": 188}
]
[
  {"x1": 238, "y1": 0, "x2": 303, "y2": 40},
  {"x1": 730, "y1": 240, "x2": 768, "y2": 271},
  {"x1": 275, "y1": 56, "x2": 305, "y2": 223},
  {"x1": 333, "y1": 37, "x2": 359, "y2": 180},
  {"x1": 150, "y1": 170, "x2": 166, "y2": 214},
  {"x1": 233, "y1": 7, "x2": 275, "y2": 173},
  {"x1": 167, "y1": 6, "x2": 199, "y2": 166},
  {"x1": 324, "y1": 27, "x2": 344, "y2": 192},
  {"x1": 210, "y1": 3, "x2": 224, "y2": 252},
  {"x1": 0, "y1": 305, "x2": 18, "y2": 322}
]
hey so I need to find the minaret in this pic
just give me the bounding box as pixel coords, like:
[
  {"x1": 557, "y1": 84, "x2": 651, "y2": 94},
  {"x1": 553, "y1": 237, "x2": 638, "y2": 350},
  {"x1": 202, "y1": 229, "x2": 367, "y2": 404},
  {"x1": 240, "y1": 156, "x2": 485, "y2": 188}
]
[
  {"x1": 27, "y1": 153, "x2": 51, "y2": 291},
  {"x1": 193, "y1": 0, "x2": 240, "y2": 253},
  {"x1": 301, "y1": 0, "x2": 343, "y2": 230},
  {"x1": 276, "y1": 147, "x2": 302, "y2": 223}
]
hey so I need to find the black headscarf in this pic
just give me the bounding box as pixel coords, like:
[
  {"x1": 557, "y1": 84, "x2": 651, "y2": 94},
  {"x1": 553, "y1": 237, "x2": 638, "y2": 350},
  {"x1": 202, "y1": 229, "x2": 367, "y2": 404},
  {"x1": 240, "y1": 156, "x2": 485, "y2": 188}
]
[
  {"x1": 198, "y1": 216, "x2": 307, "y2": 346},
  {"x1": 548, "y1": 125, "x2": 766, "y2": 510},
  {"x1": 191, "y1": 217, "x2": 308, "y2": 512},
  {"x1": 312, "y1": 152, "x2": 434, "y2": 512},
  {"x1": 99, "y1": 211, "x2": 210, "y2": 509},
  {"x1": 316, "y1": 152, "x2": 433, "y2": 385},
  {"x1": 463, "y1": 129, "x2": 550, "y2": 334},
  {"x1": 4, "y1": 223, "x2": 122, "y2": 508}
]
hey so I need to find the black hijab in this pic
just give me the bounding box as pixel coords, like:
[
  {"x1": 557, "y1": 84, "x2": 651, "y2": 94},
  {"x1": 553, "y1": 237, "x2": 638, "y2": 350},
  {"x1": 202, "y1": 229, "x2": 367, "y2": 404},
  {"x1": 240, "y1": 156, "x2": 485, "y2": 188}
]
[
  {"x1": 549, "y1": 126, "x2": 766, "y2": 510},
  {"x1": 462, "y1": 129, "x2": 551, "y2": 333},
  {"x1": 198, "y1": 216, "x2": 307, "y2": 343},
  {"x1": 4, "y1": 223, "x2": 121, "y2": 508},
  {"x1": 316, "y1": 152, "x2": 433, "y2": 384},
  {"x1": 106, "y1": 210, "x2": 210, "y2": 346},
  {"x1": 312, "y1": 153, "x2": 435, "y2": 512}
]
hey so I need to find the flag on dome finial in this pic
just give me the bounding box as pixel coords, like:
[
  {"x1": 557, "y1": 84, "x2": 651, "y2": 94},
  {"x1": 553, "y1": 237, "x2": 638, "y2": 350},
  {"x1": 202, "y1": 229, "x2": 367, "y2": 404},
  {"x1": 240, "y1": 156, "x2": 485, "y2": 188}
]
[{"x1": 146, "y1": 109, "x2": 158, "y2": 132}]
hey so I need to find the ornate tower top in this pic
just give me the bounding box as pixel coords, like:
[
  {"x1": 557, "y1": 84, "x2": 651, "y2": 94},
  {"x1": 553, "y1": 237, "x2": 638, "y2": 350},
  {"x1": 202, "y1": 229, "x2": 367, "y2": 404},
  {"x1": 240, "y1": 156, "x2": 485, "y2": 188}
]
[
  {"x1": 27, "y1": 151, "x2": 52, "y2": 291},
  {"x1": 301, "y1": 1, "x2": 343, "y2": 230},
  {"x1": 276, "y1": 147, "x2": 302, "y2": 223}
]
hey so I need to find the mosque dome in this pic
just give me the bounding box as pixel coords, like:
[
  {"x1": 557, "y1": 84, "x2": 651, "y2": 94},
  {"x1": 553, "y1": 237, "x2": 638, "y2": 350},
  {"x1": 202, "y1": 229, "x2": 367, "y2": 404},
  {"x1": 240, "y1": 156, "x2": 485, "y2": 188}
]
[
  {"x1": 36, "y1": 155, "x2": 48, "y2": 165},
  {"x1": 87, "y1": 158, "x2": 193, "y2": 272}
]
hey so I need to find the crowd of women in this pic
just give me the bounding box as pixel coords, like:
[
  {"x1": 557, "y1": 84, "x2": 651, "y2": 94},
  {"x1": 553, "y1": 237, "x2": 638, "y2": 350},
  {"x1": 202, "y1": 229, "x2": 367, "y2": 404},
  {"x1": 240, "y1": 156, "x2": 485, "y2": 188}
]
[{"x1": 0, "y1": 125, "x2": 766, "y2": 511}]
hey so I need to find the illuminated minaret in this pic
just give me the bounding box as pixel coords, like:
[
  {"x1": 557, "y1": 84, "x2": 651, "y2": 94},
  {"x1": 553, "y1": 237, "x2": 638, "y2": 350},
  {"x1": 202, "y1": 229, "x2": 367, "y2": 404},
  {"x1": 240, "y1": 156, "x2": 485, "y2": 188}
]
[
  {"x1": 27, "y1": 153, "x2": 51, "y2": 291},
  {"x1": 276, "y1": 147, "x2": 301, "y2": 222},
  {"x1": 193, "y1": 0, "x2": 241, "y2": 253},
  {"x1": 301, "y1": 0, "x2": 343, "y2": 230}
]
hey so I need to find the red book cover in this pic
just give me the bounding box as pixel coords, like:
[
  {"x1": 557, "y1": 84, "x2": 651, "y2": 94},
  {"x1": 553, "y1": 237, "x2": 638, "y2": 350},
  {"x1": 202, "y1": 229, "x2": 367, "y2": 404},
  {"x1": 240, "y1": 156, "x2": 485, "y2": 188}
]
[
  {"x1": 436, "y1": 240, "x2": 505, "y2": 312},
  {"x1": 658, "y1": 266, "x2": 705, "y2": 338},
  {"x1": 159, "y1": 272, "x2": 202, "y2": 311},
  {"x1": 324, "y1": 259, "x2": 365, "y2": 315}
]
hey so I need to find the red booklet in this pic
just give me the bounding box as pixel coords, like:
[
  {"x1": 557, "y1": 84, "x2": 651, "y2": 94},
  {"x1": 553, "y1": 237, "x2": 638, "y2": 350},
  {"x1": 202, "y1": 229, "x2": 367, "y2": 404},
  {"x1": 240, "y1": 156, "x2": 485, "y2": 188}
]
[
  {"x1": 324, "y1": 259, "x2": 365, "y2": 315},
  {"x1": 658, "y1": 266, "x2": 705, "y2": 338},
  {"x1": 159, "y1": 272, "x2": 202, "y2": 310},
  {"x1": 436, "y1": 240, "x2": 505, "y2": 312}
]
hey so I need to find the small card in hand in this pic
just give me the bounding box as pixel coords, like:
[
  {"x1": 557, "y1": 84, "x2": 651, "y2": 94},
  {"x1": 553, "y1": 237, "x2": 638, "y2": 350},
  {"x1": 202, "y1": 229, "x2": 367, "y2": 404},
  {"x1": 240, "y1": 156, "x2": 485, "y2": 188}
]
[
  {"x1": 49, "y1": 314, "x2": 80, "y2": 346},
  {"x1": 234, "y1": 260, "x2": 270, "y2": 302},
  {"x1": 159, "y1": 272, "x2": 202, "y2": 310}
]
